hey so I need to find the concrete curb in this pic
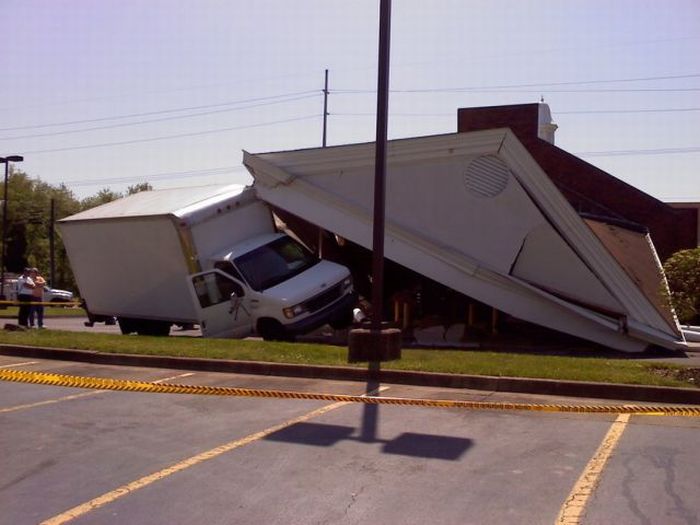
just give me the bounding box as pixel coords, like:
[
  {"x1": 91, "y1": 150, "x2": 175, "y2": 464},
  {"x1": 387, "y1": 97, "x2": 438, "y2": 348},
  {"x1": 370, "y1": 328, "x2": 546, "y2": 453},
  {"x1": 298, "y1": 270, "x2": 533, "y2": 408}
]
[{"x1": 1, "y1": 344, "x2": 699, "y2": 405}]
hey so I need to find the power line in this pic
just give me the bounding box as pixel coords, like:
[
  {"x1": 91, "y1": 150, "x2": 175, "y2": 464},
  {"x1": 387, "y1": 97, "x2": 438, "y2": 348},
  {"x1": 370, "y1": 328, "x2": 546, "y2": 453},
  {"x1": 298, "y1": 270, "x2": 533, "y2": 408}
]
[
  {"x1": 331, "y1": 107, "x2": 700, "y2": 118},
  {"x1": 392, "y1": 73, "x2": 700, "y2": 92},
  {"x1": 557, "y1": 107, "x2": 700, "y2": 115},
  {"x1": 334, "y1": 87, "x2": 700, "y2": 95},
  {"x1": 1, "y1": 93, "x2": 321, "y2": 140},
  {"x1": 21, "y1": 114, "x2": 321, "y2": 155},
  {"x1": 0, "y1": 90, "x2": 319, "y2": 132},
  {"x1": 577, "y1": 146, "x2": 700, "y2": 157},
  {"x1": 64, "y1": 165, "x2": 249, "y2": 187},
  {"x1": 332, "y1": 72, "x2": 700, "y2": 95}
]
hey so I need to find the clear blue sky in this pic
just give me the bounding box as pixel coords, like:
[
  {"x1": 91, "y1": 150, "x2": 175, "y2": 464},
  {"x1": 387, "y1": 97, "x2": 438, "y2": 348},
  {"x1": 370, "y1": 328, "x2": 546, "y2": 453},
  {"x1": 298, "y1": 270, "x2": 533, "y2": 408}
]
[{"x1": 1, "y1": 0, "x2": 698, "y2": 201}]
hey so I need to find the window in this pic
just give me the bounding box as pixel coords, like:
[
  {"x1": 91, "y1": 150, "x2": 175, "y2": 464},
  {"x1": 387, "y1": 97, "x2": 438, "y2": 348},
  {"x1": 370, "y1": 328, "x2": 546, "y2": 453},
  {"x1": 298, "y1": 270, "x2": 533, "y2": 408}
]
[
  {"x1": 214, "y1": 261, "x2": 245, "y2": 283},
  {"x1": 234, "y1": 236, "x2": 319, "y2": 291},
  {"x1": 192, "y1": 272, "x2": 244, "y2": 309}
]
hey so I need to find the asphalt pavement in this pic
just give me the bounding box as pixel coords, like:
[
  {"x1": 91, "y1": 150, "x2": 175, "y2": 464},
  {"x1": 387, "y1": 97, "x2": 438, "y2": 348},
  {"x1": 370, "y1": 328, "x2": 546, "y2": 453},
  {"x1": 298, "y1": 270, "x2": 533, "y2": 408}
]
[{"x1": 1, "y1": 355, "x2": 699, "y2": 525}]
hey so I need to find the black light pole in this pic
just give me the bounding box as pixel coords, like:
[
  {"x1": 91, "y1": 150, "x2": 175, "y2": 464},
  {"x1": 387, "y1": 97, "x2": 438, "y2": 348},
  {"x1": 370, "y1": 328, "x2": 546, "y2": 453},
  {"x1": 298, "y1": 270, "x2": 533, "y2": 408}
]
[
  {"x1": 0, "y1": 155, "x2": 24, "y2": 300},
  {"x1": 347, "y1": 0, "x2": 401, "y2": 362},
  {"x1": 370, "y1": 0, "x2": 392, "y2": 332}
]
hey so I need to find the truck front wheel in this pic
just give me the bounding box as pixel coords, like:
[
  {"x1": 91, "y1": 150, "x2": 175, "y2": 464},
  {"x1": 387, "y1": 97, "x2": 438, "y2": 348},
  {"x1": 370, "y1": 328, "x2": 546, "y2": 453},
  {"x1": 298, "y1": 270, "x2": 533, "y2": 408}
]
[{"x1": 257, "y1": 318, "x2": 293, "y2": 342}]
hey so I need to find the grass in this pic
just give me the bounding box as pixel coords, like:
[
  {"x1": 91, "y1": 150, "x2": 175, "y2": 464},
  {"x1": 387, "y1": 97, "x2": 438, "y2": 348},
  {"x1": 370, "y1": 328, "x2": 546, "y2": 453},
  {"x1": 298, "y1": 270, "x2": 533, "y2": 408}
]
[
  {"x1": 0, "y1": 306, "x2": 86, "y2": 319},
  {"x1": 0, "y1": 329, "x2": 695, "y2": 389}
]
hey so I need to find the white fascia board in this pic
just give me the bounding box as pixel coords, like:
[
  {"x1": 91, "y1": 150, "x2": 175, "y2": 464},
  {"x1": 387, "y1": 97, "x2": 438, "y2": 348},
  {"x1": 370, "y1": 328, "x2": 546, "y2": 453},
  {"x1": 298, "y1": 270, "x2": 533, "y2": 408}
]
[
  {"x1": 246, "y1": 129, "x2": 505, "y2": 177},
  {"x1": 497, "y1": 132, "x2": 674, "y2": 334},
  {"x1": 509, "y1": 274, "x2": 682, "y2": 350}
]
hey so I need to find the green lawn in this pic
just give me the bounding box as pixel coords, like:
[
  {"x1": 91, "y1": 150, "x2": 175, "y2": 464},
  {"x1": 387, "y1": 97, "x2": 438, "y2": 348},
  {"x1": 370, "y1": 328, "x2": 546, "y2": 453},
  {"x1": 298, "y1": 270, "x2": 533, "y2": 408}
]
[{"x1": 0, "y1": 329, "x2": 694, "y2": 389}]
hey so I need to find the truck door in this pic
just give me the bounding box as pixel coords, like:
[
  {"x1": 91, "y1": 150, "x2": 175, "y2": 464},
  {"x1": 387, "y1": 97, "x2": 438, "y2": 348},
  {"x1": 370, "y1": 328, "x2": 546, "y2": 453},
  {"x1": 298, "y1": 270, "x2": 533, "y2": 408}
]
[{"x1": 188, "y1": 270, "x2": 252, "y2": 338}]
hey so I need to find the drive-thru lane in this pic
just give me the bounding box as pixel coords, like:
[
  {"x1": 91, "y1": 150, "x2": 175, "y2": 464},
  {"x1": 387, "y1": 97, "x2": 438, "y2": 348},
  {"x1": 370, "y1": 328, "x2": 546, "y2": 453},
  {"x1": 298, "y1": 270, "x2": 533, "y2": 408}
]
[{"x1": 0, "y1": 356, "x2": 698, "y2": 525}]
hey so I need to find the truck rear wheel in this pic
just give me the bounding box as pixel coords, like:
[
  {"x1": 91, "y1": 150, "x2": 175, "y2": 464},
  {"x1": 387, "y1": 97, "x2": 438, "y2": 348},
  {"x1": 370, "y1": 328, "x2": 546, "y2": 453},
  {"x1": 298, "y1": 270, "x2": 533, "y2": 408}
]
[
  {"x1": 137, "y1": 320, "x2": 171, "y2": 337},
  {"x1": 118, "y1": 318, "x2": 170, "y2": 336},
  {"x1": 118, "y1": 317, "x2": 137, "y2": 335}
]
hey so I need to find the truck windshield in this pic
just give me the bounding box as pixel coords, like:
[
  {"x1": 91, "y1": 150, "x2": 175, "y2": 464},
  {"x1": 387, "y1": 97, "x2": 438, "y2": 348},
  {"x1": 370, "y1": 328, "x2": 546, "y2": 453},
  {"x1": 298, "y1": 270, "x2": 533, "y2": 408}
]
[{"x1": 234, "y1": 236, "x2": 319, "y2": 291}]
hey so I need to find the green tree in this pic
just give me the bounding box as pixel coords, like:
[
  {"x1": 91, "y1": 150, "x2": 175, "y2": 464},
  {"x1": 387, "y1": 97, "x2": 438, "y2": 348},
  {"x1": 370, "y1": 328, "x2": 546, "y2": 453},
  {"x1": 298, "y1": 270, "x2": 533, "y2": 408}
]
[
  {"x1": 127, "y1": 182, "x2": 153, "y2": 195},
  {"x1": 2, "y1": 167, "x2": 152, "y2": 294},
  {"x1": 663, "y1": 247, "x2": 700, "y2": 324},
  {"x1": 79, "y1": 188, "x2": 122, "y2": 211}
]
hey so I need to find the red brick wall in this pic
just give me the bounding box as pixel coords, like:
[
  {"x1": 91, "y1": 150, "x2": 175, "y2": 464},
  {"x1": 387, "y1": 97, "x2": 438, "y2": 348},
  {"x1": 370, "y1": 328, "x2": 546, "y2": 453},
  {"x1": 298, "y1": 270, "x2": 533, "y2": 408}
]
[{"x1": 457, "y1": 104, "x2": 697, "y2": 261}]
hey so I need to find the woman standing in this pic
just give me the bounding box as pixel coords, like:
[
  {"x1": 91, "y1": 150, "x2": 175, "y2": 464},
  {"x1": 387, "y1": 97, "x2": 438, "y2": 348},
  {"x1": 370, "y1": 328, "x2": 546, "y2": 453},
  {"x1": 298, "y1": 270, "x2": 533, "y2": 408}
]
[{"x1": 29, "y1": 268, "x2": 46, "y2": 329}]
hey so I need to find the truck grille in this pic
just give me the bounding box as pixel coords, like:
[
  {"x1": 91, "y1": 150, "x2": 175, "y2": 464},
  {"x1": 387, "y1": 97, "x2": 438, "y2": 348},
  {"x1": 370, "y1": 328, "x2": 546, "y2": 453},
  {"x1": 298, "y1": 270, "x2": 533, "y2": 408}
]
[{"x1": 304, "y1": 283, "x2": 343, "y2": 313}]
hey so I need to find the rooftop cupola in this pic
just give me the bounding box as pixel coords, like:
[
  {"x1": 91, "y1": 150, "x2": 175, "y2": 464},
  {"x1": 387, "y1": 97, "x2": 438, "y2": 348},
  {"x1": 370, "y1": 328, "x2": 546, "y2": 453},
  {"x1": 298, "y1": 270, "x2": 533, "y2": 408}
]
[{"x1": 537, "y1": 101, "x2": 558, "y2": 145}]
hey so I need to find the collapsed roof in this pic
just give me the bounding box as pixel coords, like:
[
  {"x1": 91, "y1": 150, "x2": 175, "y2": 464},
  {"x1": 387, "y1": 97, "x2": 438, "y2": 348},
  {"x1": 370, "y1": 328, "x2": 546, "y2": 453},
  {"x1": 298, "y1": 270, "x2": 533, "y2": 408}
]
[{"x1": 243, "y1": 128, "x2": 685, "y2": 353}]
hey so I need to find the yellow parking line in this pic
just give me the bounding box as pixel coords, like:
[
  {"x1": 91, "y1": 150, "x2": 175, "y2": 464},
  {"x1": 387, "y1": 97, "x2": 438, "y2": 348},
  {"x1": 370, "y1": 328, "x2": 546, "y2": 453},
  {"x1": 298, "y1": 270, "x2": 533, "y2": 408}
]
[
  {"x1": 41, "y1": 386, "x2": 388, "y2": 525},
  {"x1": 0, "y1": 361, "x2": 39, "y2": 369},
  {"x1": 555, "y1": 413, "x2": 630, "y2": 524},
  {"x1": 0, "y1": 390, "x2": 107, "y2": 414},
  {"x1": 153, "y1": 372, "x2": 195, "y2": 384}
]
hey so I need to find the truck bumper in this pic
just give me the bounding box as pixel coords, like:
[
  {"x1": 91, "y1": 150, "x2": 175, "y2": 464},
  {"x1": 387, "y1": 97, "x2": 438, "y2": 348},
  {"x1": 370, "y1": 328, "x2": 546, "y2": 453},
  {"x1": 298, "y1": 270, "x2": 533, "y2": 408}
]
[{"x1": 284, "y1": 292, "x2": 356, "y2": 335}]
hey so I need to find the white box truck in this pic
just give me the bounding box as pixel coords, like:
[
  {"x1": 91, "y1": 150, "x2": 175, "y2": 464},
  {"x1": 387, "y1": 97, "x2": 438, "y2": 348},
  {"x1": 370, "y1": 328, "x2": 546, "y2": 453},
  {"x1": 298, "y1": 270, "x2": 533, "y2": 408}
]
[{"x1": 58, "y1": 184, "x2": 355, "y2": 339}]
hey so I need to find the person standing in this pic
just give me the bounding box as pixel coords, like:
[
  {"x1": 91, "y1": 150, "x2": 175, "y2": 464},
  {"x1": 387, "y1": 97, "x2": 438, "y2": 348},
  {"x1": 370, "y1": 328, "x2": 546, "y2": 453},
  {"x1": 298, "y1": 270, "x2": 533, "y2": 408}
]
[
  {"x1": 29, "y1": 268, "x2": 46, "y2": 329},
  {"x1": 16, "y1": 268, "x2": 35, "y2": 328}
]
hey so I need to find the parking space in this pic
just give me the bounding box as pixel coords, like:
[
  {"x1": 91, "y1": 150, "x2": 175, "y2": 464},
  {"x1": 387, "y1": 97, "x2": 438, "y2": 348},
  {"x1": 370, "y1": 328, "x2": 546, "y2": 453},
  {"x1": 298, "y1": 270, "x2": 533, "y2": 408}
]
[{"x1": 0, "y1": 355, "x2": 699, "y2": 525}]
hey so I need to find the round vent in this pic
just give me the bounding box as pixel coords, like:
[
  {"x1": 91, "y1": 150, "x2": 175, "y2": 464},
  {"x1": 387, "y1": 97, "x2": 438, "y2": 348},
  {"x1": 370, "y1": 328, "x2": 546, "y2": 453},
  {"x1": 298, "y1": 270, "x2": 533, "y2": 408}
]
[{"x1": 463, "y1": 155, "x2": 510, "y2": 198}]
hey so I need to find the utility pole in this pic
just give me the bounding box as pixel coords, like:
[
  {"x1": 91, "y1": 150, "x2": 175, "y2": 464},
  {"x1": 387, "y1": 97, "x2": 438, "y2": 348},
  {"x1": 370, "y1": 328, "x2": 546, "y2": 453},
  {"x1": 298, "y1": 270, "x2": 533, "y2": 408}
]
[
  {"x1": 49, "y1": 198, "x2": 56, "y2": 286},
  {"x1": 322, "y1": 69, "x2": 329, "y2": 147},
  {"x1": 318, "y1": 69, "x2": 330, "y2": 258}
]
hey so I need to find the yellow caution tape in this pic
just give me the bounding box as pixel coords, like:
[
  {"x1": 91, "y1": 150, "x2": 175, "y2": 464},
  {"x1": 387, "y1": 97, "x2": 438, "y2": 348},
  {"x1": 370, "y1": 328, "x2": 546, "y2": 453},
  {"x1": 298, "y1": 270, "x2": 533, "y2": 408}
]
[
  {"x1": 0, "y1": 300, "x2": 82, "y2": 307},
  {"x1": 1, "y1": 369, "x2": 699, "y2": 416}
]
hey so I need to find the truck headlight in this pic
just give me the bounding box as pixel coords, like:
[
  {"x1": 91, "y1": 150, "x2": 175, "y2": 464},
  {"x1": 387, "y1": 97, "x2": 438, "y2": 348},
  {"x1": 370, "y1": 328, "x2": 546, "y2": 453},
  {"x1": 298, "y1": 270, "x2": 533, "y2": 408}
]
[
  {"x1": 342, "y1": 276, "x2": 352, "y2": 290},
  {"x1": 283, "y1": 304, "x2": 306, "y2": 319}
]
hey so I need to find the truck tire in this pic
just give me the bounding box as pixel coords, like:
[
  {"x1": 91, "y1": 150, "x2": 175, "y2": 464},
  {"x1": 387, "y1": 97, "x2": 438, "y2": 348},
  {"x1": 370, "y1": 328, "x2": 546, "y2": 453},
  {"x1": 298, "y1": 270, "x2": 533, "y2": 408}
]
[
  {"x1": 118, "y1": 317, "x2": 137, "y2": 335},
  {"x1": 329, "y1": 308, "x2": 354, "y2": 330},
  {"x1": 137, "y1": 320, "x2": 171, "y2": 337},
  {"x1": 118, "y1": 318, "x2": 170, "y2": 336},
  {"x1": 257, "y1": 318, "x2": 292, "y2": 342}
]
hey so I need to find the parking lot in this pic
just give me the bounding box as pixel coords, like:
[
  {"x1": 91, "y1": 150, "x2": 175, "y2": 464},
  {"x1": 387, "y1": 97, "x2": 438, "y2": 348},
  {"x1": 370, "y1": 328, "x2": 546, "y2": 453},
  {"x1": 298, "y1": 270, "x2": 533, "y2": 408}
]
[{"x1": 2, "y1": 355, "x2": 700, "y2": 525}]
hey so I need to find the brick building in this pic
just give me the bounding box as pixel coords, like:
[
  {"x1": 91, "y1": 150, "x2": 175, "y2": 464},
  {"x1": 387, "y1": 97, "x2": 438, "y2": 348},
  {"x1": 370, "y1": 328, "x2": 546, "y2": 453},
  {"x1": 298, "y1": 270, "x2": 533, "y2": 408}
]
[{"x1": 457, "y1": 103, "x2": 698, "y2": 261}]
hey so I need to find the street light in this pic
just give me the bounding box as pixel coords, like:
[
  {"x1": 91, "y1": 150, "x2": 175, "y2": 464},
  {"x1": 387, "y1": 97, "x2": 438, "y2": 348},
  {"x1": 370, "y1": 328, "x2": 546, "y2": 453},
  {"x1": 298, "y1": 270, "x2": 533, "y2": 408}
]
[{"x1": 0, "y1": 155, "x2": 24, "y2": 300}]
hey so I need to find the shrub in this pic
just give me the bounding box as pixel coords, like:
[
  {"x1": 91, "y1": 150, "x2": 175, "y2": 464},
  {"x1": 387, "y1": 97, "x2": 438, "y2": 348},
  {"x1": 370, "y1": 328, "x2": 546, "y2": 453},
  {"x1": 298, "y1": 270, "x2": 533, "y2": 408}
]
[{"x1": 663, "y1": 247, "x2": 700, "y2": 324}]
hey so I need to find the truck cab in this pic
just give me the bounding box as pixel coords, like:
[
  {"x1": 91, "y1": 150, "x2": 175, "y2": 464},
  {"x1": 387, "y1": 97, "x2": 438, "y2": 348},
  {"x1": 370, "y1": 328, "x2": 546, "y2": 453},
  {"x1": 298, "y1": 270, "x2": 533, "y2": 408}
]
[{"x1": 190, "y1": 232, "x2": 354, "y2": 340}]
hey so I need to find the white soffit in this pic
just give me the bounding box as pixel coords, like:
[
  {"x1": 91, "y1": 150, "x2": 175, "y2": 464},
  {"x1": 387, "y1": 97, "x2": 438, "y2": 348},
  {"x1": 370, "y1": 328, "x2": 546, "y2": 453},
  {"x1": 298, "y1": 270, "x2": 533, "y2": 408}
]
[{"x1": 243, "y1": 129, "x2": 682, "y2": 351}]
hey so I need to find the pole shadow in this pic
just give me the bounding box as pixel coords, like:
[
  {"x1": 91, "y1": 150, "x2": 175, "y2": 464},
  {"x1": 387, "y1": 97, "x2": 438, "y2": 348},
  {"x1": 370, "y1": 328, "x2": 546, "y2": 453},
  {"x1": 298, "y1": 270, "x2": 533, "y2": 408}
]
[{"x1": 264, "y1": 360, "x2": 473, "y2": 461}]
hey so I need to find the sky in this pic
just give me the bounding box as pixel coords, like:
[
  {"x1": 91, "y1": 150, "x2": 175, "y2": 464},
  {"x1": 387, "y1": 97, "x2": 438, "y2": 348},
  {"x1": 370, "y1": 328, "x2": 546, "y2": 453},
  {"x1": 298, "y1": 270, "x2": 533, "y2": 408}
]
[{"x1": 0, "y1": 0, "x2": 698, "y2": 201}]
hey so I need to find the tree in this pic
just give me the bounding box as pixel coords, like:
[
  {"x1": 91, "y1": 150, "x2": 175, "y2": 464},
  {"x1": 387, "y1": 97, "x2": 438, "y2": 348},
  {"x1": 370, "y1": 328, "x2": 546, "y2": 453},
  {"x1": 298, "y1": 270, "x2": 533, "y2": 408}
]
[
  {"x1": 663, "y1": 247, "x2": 700, "y2": 325},
  {"x1": 127, "y1": 182, "x2": 153, "y2": 195},
  {"x1": 79, "y1": 188, "x2": 122, "y2": 211},
  {"x1": 1, "y1": 167, "x2": 152, "y2": 293}
]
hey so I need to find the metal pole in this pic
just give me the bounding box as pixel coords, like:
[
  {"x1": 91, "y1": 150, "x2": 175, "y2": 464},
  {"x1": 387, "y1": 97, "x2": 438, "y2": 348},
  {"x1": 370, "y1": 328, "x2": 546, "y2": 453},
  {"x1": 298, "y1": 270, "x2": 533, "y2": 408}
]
[
  {"x1": 370, "y1": 0, "x2": 392, "y2": 331},
  {"x1": 0, "y1": 160, "x2": 7, "y2": 299},
  {"x1": 318, "y1": 69, "x2": 330, "y2": 257},
  {"x1": 322, "y1": 69, "x2": 329, "y2": 148},
  {"x1": 49, "y1": 198, "x2": 56, "y2": 287}
]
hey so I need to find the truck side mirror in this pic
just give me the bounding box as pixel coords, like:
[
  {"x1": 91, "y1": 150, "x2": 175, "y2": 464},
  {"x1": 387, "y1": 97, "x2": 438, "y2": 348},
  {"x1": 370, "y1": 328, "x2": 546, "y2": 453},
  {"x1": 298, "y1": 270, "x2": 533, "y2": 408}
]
[{"x1": 229, "y1": 292, "x2": 242, "y2": 317}]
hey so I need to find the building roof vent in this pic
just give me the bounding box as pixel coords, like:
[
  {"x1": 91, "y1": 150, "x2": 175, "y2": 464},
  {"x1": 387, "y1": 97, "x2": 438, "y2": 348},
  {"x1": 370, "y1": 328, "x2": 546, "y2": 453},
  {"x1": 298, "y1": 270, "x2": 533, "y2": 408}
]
[{"x1": 464, "y1": 155, "x2": 511, "y2": 198}]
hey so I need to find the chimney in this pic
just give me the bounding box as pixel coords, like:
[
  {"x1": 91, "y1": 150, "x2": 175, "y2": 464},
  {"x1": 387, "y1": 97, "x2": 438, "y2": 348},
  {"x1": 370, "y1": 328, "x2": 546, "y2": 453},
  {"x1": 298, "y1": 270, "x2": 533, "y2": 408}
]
[{"x1": 537, "y1": 101, "x2": 558, "y2": 145}]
